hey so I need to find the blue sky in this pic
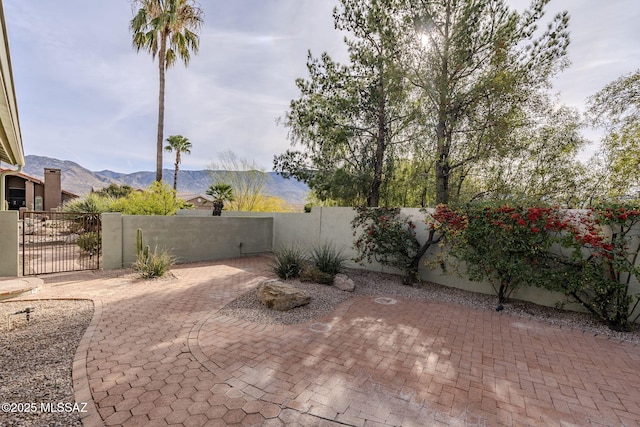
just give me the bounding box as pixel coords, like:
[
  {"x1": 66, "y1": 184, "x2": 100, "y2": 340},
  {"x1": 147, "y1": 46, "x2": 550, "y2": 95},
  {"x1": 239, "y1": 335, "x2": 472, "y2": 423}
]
[{"x1": 3, "y1": 0, "x2": 639, "y2": 173}]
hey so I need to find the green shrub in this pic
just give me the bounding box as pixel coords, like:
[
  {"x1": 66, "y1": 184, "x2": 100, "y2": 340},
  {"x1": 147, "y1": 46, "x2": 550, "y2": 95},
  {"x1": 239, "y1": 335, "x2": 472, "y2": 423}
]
[
  {"x1": 433, "y1": 204, "x2": 560, "y2": 304},
  {"x1": 133, "y1": 246, "x2": 176, "y2": 278},
  {"x1": 310, "y1": 242, "x2": 347, "y2": 278},
  {"x1": 62, "y1": 193, "x2": 114, "y2": 214},
  {"x1": 434, "y1": 203, "x2": 640, "y2": 331},
  {"x1": 77, "y1": 232, "x2": 101, "y2": 253},
  {"x1": 110, "y1": 181, "x2": 188, "y2": 215},
  {"x1": 62, "y1": 193, "x2": 109, "y2": 233},
  {"x1": 133, "y1": 228, "x2": 175, "y2": 278},
  {"x1": 271, "y1": 246, "x2": 307, "y2": 280},
  {"x1": 352, "y1": 207, "x2": 433, "y2": 284}
]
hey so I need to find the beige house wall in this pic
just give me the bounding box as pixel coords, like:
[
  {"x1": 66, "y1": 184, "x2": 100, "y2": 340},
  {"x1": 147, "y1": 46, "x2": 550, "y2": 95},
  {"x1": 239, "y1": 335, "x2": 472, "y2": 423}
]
[
  {"x1": 44, "y1": 168, "x2": 62, "y2": 211},
  {"x1": 24, "y1": 180, "x2": 34, "y2": 210}
]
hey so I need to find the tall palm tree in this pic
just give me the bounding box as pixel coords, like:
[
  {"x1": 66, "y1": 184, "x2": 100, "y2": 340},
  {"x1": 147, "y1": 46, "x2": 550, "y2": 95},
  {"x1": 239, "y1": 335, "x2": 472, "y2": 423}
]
[
  {"x1": 130, "y1": 0, "x2": 203, "y2": 183},
  {"x1": 164, "y1": 134, "x2": 192, "y2": 190},
  {"x1": 206, "y1": 183, "x2": 235, "y2": 216}
]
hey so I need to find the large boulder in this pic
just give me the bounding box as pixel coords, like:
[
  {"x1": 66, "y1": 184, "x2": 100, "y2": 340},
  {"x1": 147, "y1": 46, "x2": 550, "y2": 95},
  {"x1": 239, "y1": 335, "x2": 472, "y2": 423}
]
[
  {"x1": 333, "y1": 274, "x2": 355, "y2": 292},
  {"x1": 257, "y1": 279, "x2": 311, "y2": 311}
]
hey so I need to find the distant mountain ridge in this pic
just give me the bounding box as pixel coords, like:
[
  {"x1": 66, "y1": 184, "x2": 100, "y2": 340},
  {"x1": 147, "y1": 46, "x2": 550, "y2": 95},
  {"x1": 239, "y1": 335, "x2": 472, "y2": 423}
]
[{"x1": 22, "y1": 155, "x2": 309, "y2": 206}]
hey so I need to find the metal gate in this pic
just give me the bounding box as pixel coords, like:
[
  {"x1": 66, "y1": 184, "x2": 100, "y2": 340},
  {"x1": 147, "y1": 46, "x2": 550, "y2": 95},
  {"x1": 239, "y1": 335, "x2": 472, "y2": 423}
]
[{"x1": 21, "y1": 211, "x2": 101, "y2": 275}]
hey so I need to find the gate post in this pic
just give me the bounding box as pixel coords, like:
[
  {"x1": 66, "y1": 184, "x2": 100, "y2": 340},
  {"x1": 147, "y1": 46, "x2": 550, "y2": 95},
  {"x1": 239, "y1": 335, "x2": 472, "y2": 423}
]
[
  {"x1": 102, "y1": 213, "x2": 123, "y2": 270},
  {"x1": 0, "y1": 211, "x2": 19, "y2": 277}
]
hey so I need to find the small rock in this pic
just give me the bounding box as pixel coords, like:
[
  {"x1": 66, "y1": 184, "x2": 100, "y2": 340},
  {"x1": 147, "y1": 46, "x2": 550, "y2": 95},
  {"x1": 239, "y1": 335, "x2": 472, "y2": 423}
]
[
  {"x1": 256, "y1": 279, "x2": 311, "y2": 311},
  {"x1": 333, "y1": 274, "x2": 355, "y2": 292}
]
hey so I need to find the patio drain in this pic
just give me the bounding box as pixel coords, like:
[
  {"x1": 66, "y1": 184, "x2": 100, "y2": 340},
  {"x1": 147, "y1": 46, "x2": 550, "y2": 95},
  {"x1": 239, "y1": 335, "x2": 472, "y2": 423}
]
[
  {"x1": 374, "y1": 297, "x2": 397, "y2": 305},
  {"x1": 309, "y1": 323, "x2": 332, "y2": 333}
]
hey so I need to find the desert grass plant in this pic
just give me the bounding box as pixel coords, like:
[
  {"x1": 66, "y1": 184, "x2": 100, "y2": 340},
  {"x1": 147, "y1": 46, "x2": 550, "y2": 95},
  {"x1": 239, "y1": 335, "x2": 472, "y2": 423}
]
[
  {"x1": 133, "y1": 246, "x2": 176, "y2": 278},
  {"x1": 310, "y1": 242, "x2": 348, "y2": 279},
  {"x1": 62, "y1": 193, "x2": 110, "y2": 234},
  {"x1": 133, "y1": 228, "x2": 176, "y2": 278},
  {"x1": 271, "y1": 245, "x2": 307, "y2": 280}
]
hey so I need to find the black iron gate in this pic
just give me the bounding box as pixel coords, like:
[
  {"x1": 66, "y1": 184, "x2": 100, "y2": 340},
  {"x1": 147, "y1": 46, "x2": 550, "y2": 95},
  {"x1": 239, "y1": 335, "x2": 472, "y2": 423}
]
[{"x1": 21, "y1": 211, "x2": 101, "y2": 275}]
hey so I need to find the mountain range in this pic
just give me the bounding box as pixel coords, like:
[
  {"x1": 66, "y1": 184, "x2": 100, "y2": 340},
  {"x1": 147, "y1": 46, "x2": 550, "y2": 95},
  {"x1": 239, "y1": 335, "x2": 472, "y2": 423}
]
[{"x1": 22, "y1": 155, "x2": 309, "y2": 206}]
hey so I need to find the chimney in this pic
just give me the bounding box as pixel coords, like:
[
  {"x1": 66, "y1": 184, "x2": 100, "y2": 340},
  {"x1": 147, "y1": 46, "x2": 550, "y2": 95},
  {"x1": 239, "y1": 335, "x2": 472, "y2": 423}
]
[{"x1": 44, "y1": 168, "x2": 62, "y2": 211}]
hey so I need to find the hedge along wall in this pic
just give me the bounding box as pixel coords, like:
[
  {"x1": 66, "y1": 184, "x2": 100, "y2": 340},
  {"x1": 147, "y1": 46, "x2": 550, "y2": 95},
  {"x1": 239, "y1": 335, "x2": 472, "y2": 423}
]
[{"x1": 214, "y1": 207, "x2": 639, "y2": 316}]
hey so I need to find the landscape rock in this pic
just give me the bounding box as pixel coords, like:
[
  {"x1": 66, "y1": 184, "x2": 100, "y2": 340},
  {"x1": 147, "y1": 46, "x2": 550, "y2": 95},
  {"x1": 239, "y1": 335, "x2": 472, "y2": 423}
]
[
  {"x1": 256, "y1": 279, "x2": 311, "y2": 311},
  {"x1": 333, "y1": 274, "x2": 355, "y2": 292}
]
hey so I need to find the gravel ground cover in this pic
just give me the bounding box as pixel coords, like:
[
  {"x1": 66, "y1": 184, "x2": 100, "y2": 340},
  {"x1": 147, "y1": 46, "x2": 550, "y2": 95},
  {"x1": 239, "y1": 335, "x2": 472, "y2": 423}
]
[
  {"x1": 0, "y1": 299, "x2": 92, "y2": 427},
  {"x1": 220, "y1": 268, "x2": 640, "y2": 344}
]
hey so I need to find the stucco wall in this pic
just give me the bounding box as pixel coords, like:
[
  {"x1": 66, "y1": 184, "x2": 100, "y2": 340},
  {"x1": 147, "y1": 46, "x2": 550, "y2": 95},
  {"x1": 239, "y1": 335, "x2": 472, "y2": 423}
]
[
  {"x1": 1, "y1": 204, "x2": 634, "y2": 317},
  {"x1": 227, "y1": 206, "x2": 638, "y2": 315},
  {"x1": 116, "y1": 215, "x2": 273, "y2": 267},
  {"x1": 101, "y1": 213, "x2": 123, "y2": 270},
  {"x1": 0, "y1": 210, "x2": 18, "y2": 276}
]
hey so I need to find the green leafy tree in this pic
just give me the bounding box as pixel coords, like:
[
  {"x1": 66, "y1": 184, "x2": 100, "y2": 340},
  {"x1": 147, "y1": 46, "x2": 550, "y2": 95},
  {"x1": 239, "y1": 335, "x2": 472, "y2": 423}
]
[
  {"x1": 206, "y1": 183, "x2": 235, "y2": 216},
  {"x1": 112, "y1": 181, "x2": 187, "y2": 215},
  {"x1": 587, "y1": 69, "x2": 640, "y2": 199},
  {"x1": 588, "y1": 69, "x2": 640, "y2": 129},
  {"x1": 164, "y1": 134, "x2": 192, "y2": 190},
  {"x1": 474, "y1": 97, "x2": 589, "y2": 207},
  {"x1": 275, "y1": 0, "x2": 418, "y2": 207},
  {"x1": 130, "y1": 0, "x2": 203, "y2": 183},
  {"x1": 379, "y1": 155, "x2": 435, "y2": 207},
  {"x1": 209, "y1": 151, "x2": 269, "y2": 211},
  {"x1": 277, "y1": 0, "x2": 571, "y2": 207},
  {"x1": 94, "y1": 184, "x2": 134, "y2": 199},
  {"x1": 408, "y1": 0, "x2": 570, "y2": 204}
]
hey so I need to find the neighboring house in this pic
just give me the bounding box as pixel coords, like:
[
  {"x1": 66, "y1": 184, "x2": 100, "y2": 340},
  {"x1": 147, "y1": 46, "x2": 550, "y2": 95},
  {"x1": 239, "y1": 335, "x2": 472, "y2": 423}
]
[
  {"x1": 0, "y1": 167, "x2": 77, "y2": 210},
  {"x1": 0, "y1": 0, "x2": 25, "y2": 211},
  {"x1": 178, "y1": 193, "x2": 213, "y2": 210}
]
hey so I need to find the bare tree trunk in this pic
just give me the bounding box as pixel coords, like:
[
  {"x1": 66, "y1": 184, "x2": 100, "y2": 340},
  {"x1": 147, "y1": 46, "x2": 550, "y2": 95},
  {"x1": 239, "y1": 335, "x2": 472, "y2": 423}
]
[
  {"x1": 173, "y1": 151, "x2": 180, "y2": 191},
  {"x1": 173, "y1": 163, "x2": 179, "y2": 190},
  {"x1": 156, "y1": 35, "x2": 167, "y2": 183},
  {"x1": 369, "y1": 65, "x2": 387, "y2": 207},
  {"x1": 435, "y1": 120, "x2": 450, "y2": 205},
  {"x1": 212, "y1": 200, "x2": 223, "y2": 216},
  {"x1": 435, "y1": 0, "x2": 451, "y2": 206}
]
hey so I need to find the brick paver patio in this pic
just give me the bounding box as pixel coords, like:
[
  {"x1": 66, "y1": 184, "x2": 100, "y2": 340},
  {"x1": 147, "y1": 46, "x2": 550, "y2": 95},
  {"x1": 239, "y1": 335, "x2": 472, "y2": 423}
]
[{"x1": 9, "y1": 256, "x2": 640, "y2": 426}]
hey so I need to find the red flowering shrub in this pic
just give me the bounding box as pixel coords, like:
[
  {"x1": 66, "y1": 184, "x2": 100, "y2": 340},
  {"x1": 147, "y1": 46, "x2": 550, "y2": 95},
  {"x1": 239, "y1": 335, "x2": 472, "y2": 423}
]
[
  {"x1": 549, "y1": 205, "x2": 640, "y2": 331},
  {"x1": 434, "y1": 204, "x2": 563, "y2": 304},
  {"x1": 351, "y1": 207, "x2": 439, "y2": 284},
  {"x1": 436, "y1": 202, "x2": 640, "y2": 331}
]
